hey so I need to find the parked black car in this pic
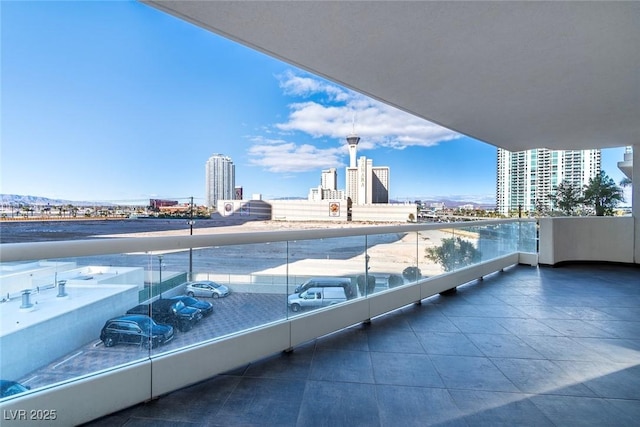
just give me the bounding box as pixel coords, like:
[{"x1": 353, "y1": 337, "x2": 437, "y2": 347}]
[
  {"x1": 127, "y1": 299, "x2": 202, "y2": 332},
  {"x1": 171, "y1": 295, "x2": 214, "y2": 317},
  {"x1": 100, "y1": 315, "x2": 174, "y2": 349}
]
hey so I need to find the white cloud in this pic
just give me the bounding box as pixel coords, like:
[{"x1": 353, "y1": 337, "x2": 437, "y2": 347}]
[
  {"x1": 247, "y1": 136, "x2": 344, "y2": 173},
  {"x1": 277, "y1": 70, "x2": 349, "y2": 102},
  {"x1": 247, "y1": 70, "x2": 462, "y2": 174},
  {"x1": 275, "y1": 71, "x2": 462, "y2": 149}
]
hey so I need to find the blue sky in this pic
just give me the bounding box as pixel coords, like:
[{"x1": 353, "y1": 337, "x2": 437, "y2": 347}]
[{"x1": 1, "y1": 1, "x2": 628, "y2": 207}]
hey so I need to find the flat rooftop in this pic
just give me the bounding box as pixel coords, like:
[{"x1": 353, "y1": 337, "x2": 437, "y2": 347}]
[
  {"x1": 87, "y1": 263, "x2": 640, "y2": 426},
  {"x1": 1, "y1": 265, "x2": 140, "y2": 337},
  {"x1": 0, "y1": 283, "x2": 137, "y2": 337}
]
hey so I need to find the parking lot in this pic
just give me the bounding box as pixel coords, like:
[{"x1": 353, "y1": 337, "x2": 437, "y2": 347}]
[{"x1": 18, "y1": 292, "x2": 288, "y2": 391}]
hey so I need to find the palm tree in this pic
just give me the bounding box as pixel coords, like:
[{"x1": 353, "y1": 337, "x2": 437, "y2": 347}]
[
  {"x1": 619, "y1": 177, "x2": 632, "y2": 187},
  {"x1": 583, "y1": 171, "x2": 624, "y2": 216},
  {"x1": 534, "y1": 198, "x2": 548, "y2": 217}
]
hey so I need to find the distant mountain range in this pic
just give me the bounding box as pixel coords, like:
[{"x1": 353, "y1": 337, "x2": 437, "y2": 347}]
[
  {"x1": 392, "y1": 195, "x2": 497, "y2": 208},
  {"x1": 0, "y1": 194, "x2": 106, "y2": 207},
  {"x1": 1, "y1": 194, "x2": 497, "y2": 209}
]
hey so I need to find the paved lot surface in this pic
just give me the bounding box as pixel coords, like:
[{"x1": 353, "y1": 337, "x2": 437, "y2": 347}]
[{"x1": 19, "y1": 292, "x2": 288, "y2": 390}]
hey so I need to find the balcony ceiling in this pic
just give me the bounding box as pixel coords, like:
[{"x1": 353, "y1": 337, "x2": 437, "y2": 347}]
[{"x1": 143, "y1": 1, "x2": 639, "y2": 152}]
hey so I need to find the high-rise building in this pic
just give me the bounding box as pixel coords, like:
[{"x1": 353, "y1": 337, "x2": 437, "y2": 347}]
[
  {"x1": 496, "y1": 148, "x2": 600, "y2": 215},
  {"x1": 205, "y1": 154, "x2": 235, "y2": 208},
  {"x1": 308, "y1": 133, "x2": 390, "y2": 205},
  {"x1": 346, "y1": 155, "x2": 390, "y2": 205},
  {"x1": 321, "y1": 168, "x2": 338, "y2": 191},
  {"x1": 308, "y1": 167, "x2": 345, "y2": 201},
  {"x1": 371, "y1": 166, "x2": 390, "y2": 203},
  {"x1": 344, "y1": 132, "x2": 390, "y2": 205}
]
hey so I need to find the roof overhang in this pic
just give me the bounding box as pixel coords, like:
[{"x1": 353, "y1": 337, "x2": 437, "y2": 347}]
[{"x1": 142, "y1": 1, "x2": 639, "y2": 152}]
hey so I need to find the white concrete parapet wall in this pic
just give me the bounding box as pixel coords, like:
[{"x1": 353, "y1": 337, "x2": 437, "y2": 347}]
[{"x1": 539, "y1": 216, "x2": 635, "y2": 265}]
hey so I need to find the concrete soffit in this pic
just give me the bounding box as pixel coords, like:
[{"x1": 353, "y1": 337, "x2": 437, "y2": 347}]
[{"x1": 142, "y1": 1, "x2": 640, "y2": 152}]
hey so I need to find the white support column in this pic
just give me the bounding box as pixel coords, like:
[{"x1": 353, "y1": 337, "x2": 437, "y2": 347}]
[{"x1": 633, "y1": 144, "x2": 639, "y2": 264}]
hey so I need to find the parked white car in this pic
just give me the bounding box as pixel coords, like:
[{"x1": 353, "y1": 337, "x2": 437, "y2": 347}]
[
  {"x1": 288, "y1": 287, "x2": 347, "y2": 312},
  {"x1": 184, "y1": 281, "x2": 230, "y2": 299}
]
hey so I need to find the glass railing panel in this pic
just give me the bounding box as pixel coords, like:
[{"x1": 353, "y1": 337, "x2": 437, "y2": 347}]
[
  {"x1": 448, "y1": 222, "x2": 521, "y2": 268},
  {"x1": 418, "y1": 221, "x2": 537, "y2": 276},
  {"x1": 146, "y1": 243, "x2": 290, "y2": 350},
  {"x1": 473, "y1": 220, "x2": 538, "y2": 260},
  {"x1": 420, "y1": 223, "x2": 516, "y2": 274},
  {"x1": 418, "y1": 227, "x2": 458, "y2": 276},
  {"x1": 0, "y1": 219, "x2": 536, "y2": 403},
  {"x1": 0, "y1": 241, "x2": 294, "y2": 400},
  {"x1": 362, "y1": 231, "x2": 419, "y2": 294},
  {"x1": 518, "y1": 220, "x2": 538, "y2": 253},
  {"x1": 0, "y1": 252, "x2": 155, "y2": 401},
  {"x1": 457, "y1": 223, "x2": 512, "y2": 264},
  {"x1": 285, "y1": 235, "x2": 367, "y2": 313}
]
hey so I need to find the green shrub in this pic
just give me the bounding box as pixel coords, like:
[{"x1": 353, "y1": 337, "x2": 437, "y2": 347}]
[
  {"x1": 357, "y1": 274, "x2": 376, "y2": 295},
  {"x1": 402, "y1": 266, "x2": 422, "y2": 282},
  {"x1": 388, "y1": 274, "x2": 404, "y2": 288}
]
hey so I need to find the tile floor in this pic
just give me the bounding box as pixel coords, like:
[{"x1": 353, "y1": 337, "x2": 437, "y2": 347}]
[{"x1": 86, "y1": 264, "x2": 640, "y2": 426}]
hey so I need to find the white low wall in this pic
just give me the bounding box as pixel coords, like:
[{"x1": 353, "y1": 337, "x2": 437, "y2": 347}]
[
  {"x1": 539, "y1": 216, "x2": 636, "y2": 265},
  {"x1": 0, "y1": 362, "x2": 152, "y2": 426}
]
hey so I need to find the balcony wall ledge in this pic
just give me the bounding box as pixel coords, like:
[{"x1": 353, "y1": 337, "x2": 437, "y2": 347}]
[{"x1": 538, "y1": 216, "x2": 636, "y2": 266}]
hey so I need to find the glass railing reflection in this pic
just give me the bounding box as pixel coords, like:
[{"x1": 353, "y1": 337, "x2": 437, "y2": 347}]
[
  {"x1": 0, "y1": 253, "x2": 153, "y2": 399},
  {"x1": 362, "y1": 232, "x2": 419, "y2": 294},
  {"x1": 0, "y1": 220, "x2": 537, "y2": 401}
]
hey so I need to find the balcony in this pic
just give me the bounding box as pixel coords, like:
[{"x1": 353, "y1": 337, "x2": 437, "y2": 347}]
[
  {"x1": 2, "y1": 1, "x2": 637, "y2": 424},
  {"x1": 90, "y1": 263, "x2": 639, "y2": 426},
  {"x1": 1, "y1": 218, "x2": 638, "y2": 425}
]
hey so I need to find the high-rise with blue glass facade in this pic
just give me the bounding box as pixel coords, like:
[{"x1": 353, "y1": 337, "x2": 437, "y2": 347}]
[
  {"x1": 205, "y1": 154, "x2": 235, "y2": 208},
  {"x1": 497, "y1": 148, "x2": 600, "y2": 215}
]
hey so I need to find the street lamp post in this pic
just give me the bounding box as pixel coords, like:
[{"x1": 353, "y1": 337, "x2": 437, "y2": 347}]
[
  {"x1": 158, "y1": 255, "x2": 164, "y2": 286},
  {"x1": 188, "y1": 196, "x2": 194, "y2": 281}
]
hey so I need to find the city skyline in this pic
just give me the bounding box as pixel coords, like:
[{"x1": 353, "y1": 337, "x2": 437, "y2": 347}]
[
  {"x1": 497, "y1": 148, "x2": 602, "y2": 215},
  {"x1": 1, "y1": 1, "x2": 629, "y2": 207}
]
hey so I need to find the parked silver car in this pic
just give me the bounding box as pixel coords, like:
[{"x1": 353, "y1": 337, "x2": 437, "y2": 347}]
[{"x1": 184, "y1": 281, "x2": 230, "y2": 299}]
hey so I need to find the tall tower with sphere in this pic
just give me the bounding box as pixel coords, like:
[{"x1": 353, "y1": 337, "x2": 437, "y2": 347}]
[{"x1": 346, "y1": 133, "x2": 360, "y2": 168}]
